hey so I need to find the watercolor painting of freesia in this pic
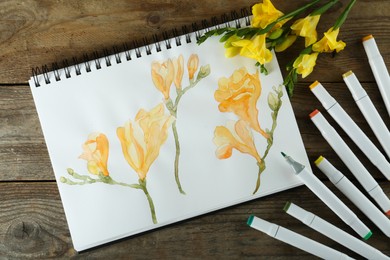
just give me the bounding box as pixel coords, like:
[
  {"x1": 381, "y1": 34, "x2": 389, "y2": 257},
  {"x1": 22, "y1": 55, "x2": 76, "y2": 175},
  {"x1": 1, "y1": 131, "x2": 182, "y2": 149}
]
[
  {"x1": 213, "y1": 67, "x2": 283, "y2": 194},
  {"x1": 151, "y1": 54, "x2": 210, "y2": 194},
  {"x1": 60, "y1": 53, "x2": 210, "y2": 224}
]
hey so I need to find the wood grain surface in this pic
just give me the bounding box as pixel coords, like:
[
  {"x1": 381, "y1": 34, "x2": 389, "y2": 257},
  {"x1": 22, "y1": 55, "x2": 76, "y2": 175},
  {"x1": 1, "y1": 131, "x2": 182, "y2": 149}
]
[{"x1": 1, "y1": 0, "x2": 390, "y2": 258}]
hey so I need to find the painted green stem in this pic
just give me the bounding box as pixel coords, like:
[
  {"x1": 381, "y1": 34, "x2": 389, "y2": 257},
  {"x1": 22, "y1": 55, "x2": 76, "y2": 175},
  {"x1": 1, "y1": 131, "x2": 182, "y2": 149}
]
[
  {"x1": 165, "y1": 78, "x2": 202, "y2": 195},
  {"x1": 61, "y1": 169, "x2": 158, "y2": 224},
  {"x1": 252, "y1": 86, "x2": 283, "y2": 194},
  {"x1": 172, "y1": 120, "x2": 185, "y2": 194},
  {"x1": 253, "y1": 161, "x2": 265, "y2": 194},
  {"x1": 139, "y1": 179, "x2": 157, "y2": 224}
]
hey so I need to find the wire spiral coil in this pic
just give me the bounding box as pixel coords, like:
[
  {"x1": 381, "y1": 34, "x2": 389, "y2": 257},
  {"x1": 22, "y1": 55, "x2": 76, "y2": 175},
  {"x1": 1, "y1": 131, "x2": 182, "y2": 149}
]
[{"x1": 31, "y1": 8, "x2": 251, "y2": 87}]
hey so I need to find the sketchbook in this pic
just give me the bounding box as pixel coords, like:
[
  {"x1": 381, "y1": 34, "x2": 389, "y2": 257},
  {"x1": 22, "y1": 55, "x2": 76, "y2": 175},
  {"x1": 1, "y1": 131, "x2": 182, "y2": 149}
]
[{"x1": 28, "y1": 13, "x2": 309, "y2": 251}]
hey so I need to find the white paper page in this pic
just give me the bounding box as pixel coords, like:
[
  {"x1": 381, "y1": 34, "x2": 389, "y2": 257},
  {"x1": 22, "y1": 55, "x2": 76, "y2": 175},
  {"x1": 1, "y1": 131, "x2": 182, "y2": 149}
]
[{"x1": 29, "y1": 27, "x2": 309, "y2": 251}]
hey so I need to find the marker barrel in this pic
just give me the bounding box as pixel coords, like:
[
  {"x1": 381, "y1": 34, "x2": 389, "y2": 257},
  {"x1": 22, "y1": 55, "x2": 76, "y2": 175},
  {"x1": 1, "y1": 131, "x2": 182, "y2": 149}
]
[
  {"x1": 284, "y1": 156, "x2": 371, "y2": 239},
  {"x1": 285, "y1": 203, "x2": 390, "y2": 260},
  {"x1": 316, "y1": 156, "x2": 390, "y2": 237},
  {"x1": 310, "y1": 110, "x2": 390, "y2": 214},
  {"x1": 310, "y1": 81, "x2": 390, "y2": 180},
  {"x1": 363, "y1": 35, "x2": 390, "y2": 117},
  {"x1": 343, "y1": 71, "x2": 390, "y2": 159},
  {"x1": 248, "y1": 216, "x2": 353, "y2": 259}
]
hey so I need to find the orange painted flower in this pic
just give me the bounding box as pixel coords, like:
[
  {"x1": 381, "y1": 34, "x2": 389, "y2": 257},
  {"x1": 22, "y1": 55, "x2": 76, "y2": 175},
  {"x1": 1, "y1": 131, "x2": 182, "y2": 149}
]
[
  {"x1": 79, "y1": 133, "x2": 110, "y2": 176},
  {"x1": 117, "y1": 103, "x2": 175, "y2": 180},
  {"x1": 214, "y1": 120, "x2": 262, "y2": 163},
  {"x1": 151, "y1": 59, "x2": 175, "y2": 99},
  {"x1": 312, "y1": 27, "x2": 346, "y2": 53},
  {"x1": 172, "y1": 55, "x2": 184, "y2": 90},
  {"x1": 187, "y1": 54, "x2": 199, "y2": 80},
  {"x1": 215, "y1": 67, "x2": 268, "y2": 138}
]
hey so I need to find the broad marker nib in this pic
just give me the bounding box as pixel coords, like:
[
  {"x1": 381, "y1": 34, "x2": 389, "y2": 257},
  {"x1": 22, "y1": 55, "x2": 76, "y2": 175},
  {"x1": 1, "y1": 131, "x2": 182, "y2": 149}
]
[{"x1": 281, "y1": 152, "x2": 287, "y2": 157}]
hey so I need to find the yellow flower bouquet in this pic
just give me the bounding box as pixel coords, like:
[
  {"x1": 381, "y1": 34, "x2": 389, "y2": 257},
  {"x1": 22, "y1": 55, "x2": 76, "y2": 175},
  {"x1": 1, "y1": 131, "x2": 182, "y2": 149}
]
[{"x1": 198, "y1": 0, "x2": 356, "y2": 96}]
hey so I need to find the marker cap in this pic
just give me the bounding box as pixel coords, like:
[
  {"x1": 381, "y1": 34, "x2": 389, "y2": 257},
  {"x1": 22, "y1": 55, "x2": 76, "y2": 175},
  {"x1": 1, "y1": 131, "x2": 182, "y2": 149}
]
[
  {"x1": 315, "y1": 156, "x2": 343, "y2": 184},
  {"x1": 342, "y1": 71, "x2": 368, "y2": 101},
  {"x1": 284, "y1": 202, "x2": 316, "y2": 226},
  {"x1": 309, "y1": 81, "x2": 336, "y2": 110},
  {"x1": 247, "y1": 215, "x2": 278, "y2": 236},
  {"x1": 362, "y1": 35, "x2": 380, "y2": 59}
]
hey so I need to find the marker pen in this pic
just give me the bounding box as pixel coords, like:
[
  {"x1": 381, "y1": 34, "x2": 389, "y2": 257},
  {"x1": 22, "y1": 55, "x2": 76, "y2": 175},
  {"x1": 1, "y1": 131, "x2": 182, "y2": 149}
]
[
  {"x1": 284, "y1": 202, "x2": 390, "y2": 260},
  {"x1": 281, "y1": 152, "x2": 372, "y2": 239},
  {"x1": 310, "y1": 81, "x2": 390, "y2": 180},
  {"x1": 343, "y1": 71, "x2": 390, "y2": 159},
  {"x1": 315, "y1": 156, "x2": 390, "y2": 238},
  {"x1": 310, "y1": 109, "x2": 390, "y2": 215},
  {"x1": 247, "y1": 215, "x2": 354, "y2": 259},
  {"x1": 362, "y1": 35, "x2": 390, "y2": 117}
]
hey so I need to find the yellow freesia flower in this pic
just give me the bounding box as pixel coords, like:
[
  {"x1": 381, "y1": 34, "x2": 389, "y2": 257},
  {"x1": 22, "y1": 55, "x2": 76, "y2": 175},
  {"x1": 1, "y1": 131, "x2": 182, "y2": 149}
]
[
  {"x1": 312, "y1": 27, "x2": 346, "y2": 53},
  {"x1": 293, "y1": 52, "x2": 319, "y2": 78},
  {"x1": 232, "y1": 34, "x2": 273, "y2": 65},
  {"x1": 275, "y1": 35, "x2": 297, "y2": 52},
  {"x1": 151, "y1": 59, "x2": 175, "y2": 100},
  {"x1": 251, "y1": 0, "x2": 285, "y2": 29},
  {"x1": 291, "y1": 15, "x2": 321, "y2": 47},
  {"x1": 79, "y1": 133, "x2": 110, "y2": 176},
  {"x1": 187, "y1": 54, "x2": 199, "y2": 80},
  {"x1": 224, "y1": 35, "x2": 243, "y2": 58},
  {"x1": 214, "y1": 120, "x2": 262, "y2": 163},
  {"x1": 172, "y1": 55, "x2": 184, "y2": 90},
  {"x1": 117, "y1": 104, "x2": 175, "y2": 181},
  {"x1": 215, "y1": 67, "x2": 268, "y2": 138}
]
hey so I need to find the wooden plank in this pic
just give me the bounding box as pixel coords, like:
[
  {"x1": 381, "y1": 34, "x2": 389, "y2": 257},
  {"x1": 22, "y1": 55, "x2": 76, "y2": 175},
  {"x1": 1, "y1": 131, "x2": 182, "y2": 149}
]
[
  {"x1": 0, "y1": 0, "x2": 389, "y2": 83},
  {"x1": 0, "y1": 182, "x2": 389, "y2": 258}
]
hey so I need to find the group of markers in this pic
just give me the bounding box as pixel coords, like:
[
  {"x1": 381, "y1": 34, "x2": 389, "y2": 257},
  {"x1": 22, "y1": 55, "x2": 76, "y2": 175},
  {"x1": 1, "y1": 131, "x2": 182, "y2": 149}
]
[{"x1": 248, "y1": 35, "x2": 390, "y2": 259}]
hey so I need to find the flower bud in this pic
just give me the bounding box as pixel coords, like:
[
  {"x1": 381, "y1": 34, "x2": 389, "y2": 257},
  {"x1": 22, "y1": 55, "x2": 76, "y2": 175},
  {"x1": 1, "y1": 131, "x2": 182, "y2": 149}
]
[
  {"x1": 197, "y1": 64, "x2": 211, "y2": 80},
  {"x1": 268, "y1": 28, "x2": 284, "y2": 40}
]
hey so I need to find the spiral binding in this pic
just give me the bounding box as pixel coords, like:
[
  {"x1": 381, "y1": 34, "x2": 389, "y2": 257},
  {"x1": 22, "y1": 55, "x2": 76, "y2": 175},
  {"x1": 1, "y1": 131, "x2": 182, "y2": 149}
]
[{"x1": 31, "y1": 7, "x2": 251, "y2": 87}]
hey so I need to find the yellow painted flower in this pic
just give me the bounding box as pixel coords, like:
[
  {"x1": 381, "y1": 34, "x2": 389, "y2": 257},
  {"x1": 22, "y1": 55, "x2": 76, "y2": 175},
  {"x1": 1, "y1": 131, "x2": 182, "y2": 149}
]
[
  {"x1": 172, "y1": 55, "x2": 184, "y2": 90},
  {"x1": 291, "y1": 15, "x2": 321, "y2": 47},
  {"x1": 251, "y1": 0, "x2": 285, "y2": 29},
  {"x1": 151, "y1": 59, "x2": 175, "y2": 100},
  {"x1": 187, "y1": 54, "x2": 199, "y2": 80},
  {"x1": 293, "y1": 52, "x2": 319, "y2": 78},
  {"x1": 117, "y1": 104, "x2": 175, "y2": 180},
  {"x1": 232, "y1": 34, "x2": 273, "y2": 65},
  {"x1": 214, "y1": 120, "x2": 262, "y2": 163},
  {"x1": 312, "y1": 27, "x2": 346, "y2": 53},
  {"x1": 215, "y1": 67, "x2": 268, "y2": 138},
  {"x1": 79, "y1": 133, "x2": 110, "y2": 176},
  {"x1": 275, "y1": 35, "x2": 297, "y2": 52}
]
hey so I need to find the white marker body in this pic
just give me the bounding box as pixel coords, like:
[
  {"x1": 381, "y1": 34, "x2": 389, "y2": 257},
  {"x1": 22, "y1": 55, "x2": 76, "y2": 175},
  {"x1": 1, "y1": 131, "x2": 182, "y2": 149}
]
[
  {"x1": 311, "y1": 82, "x2": 390, "y2": 180},
  {"x1": 291, "y1": 163, "x2": 370, "y2": 238},
  {"x1": 285, "y1": 203, "x2": 390, "y2": 260},
  {"x1": 343, "y1": 72, "x2": 390, "y2": 159},
  {"x1": 316, "y1": 157, "x2": 390, "y2": 237},
  {"x1": 249, "y1": 216, "x2": 353, "y2": 260},
  {"x1": 363, "y1": 37, "x2": 390, "y2": 117},
  {"x1": 310, "y1": 111, "x2": 390, "y2": 213}
]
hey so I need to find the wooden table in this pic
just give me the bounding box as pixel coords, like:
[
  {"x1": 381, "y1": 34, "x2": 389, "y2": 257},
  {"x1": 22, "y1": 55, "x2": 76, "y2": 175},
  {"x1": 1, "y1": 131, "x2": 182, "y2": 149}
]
[{"x1": 1, "y1": 0, "x2": 389, "y2": 258}]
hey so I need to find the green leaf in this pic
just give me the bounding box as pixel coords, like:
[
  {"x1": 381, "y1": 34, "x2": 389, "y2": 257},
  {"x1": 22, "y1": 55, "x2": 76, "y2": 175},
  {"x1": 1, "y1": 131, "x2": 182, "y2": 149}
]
[
  {"x1": 333, "y1": 0, "x2": 356, "y2": 29},
  {"x1": 219, "y1": 31, "x2": 237, "y2": 43},
  {"x1": 311, "y1": 0, "x2": 338, "y2": 16}
]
